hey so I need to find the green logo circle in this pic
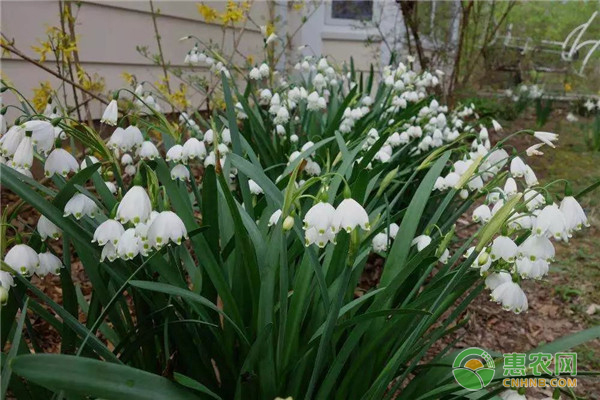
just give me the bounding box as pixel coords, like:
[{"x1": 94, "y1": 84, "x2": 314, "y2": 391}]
[{"x1": 452, "y1": 347, "x2": 496, "y2": 391}]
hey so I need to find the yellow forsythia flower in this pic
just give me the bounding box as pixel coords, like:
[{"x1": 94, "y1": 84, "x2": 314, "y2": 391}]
[
  {"x1": 32, "y1": 81, "x2": 53, "y2": 112},
  {"x1": 197, "y1": 3, "x2": 219, "y2": 22},
  {"x1": 221, "y1": 1, "x2": 245, "y2": 24},
  {"x1": 564, "y1": 82, "x2": 572, "y2": 92}
]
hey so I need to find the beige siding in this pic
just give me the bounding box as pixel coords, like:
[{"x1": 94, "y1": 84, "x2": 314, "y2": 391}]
[
  {"x1": 321, "y1": 39, "x2": 379, "y2": 72},
  {"x1": 1, "y1": 0, "x2": 268, "y2": 119},
  {"x1": 1, "y1": 0, "x2": 387, "y2": 120}
]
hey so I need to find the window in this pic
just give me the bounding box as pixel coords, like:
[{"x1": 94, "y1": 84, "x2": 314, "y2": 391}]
[{"x1": 330, "y1": 0, "x2": 373, "y2": 22}]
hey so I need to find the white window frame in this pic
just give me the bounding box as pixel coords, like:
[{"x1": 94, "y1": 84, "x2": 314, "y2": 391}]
[
  {"x1": 325, "y1": 0, "x2": 374, "y2": 26},
  {"x1": 321, "y1": 0, "x2": 380, "y2": 41}
]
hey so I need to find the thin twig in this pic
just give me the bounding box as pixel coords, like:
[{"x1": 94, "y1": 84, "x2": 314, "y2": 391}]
[{"x1": 0, "y1": 40, "x2": 108, "y2": 105}]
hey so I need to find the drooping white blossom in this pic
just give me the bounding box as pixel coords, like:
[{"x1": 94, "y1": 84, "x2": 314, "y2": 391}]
[
  {"x1": 93, "y1": 219, "x2": 125, "y2": 246},
  {"x1": 38, "y1": 251, "x2": 63, "y2": 276},
  {"x1": 331, "y1": 198, "x2": 370, "y2": 233},
  {"x1": 5, "y1": 244, "x2": 39, "y2": 275},
  {"x1": 491, "y1": 281, "x2": 528, "y2": 313},
  {"x1": 37, "y1": 215, "x2": 62, "y2": 240},
  {"x1": 101, "y1": 99, "x2": 119, "y2": 125},
  {"x1": 412, "y1": 234, "x2": 432, "y2": 251},
  {"x1": 44, "y1": 148, "x2": 79, "y2": 177},
  {"x1": 117, "y1": 186, "x2": 152, "y2": 224},
  {"x1": 490, "y1": 236, "x2": 518, "y2": 262},
  {"x1": 560, "y1": 196, "x2": 588, "y2": 232},
  {"x1": 171, "y1": 164, "x2": 190, "y2": 181},
  {"x1": 147, "y1": 211, "x2": 188, "y2": 248},
  {"x1": 64, "y1": 193, "x2": 99, "y2": 219}
]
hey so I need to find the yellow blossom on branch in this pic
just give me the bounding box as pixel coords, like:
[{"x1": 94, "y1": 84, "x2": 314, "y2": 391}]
[
  {"x1": 32, "y1": 81, "x2": 53, "y2": 112},
  {"x1": 121, "y1": 71, "x2": 135, "y2": 86},
  {"x1": 221, "y1": 1, "x2": 246, "y2": 25},
  {"x1": 197, "y1": 3, "x2": 219, "y2": 22}
]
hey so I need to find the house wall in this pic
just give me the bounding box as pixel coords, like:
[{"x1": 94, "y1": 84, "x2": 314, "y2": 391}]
[{"x1": 1, "y1": 0, "x2": 401, "y2": 120}]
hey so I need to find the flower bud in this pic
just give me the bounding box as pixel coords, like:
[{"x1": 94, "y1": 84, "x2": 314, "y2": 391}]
[
  {"x1": 283, "y1": 216, "x2": 294, "y2": 231},
  {"x1": 477, "y1": 251, "x2": 489, "y2": 266},
  {"x1": 0, "y1": 287, "x2": 8, "y2": 305}
]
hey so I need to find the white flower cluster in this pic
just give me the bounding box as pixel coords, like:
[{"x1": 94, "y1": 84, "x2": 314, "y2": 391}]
[
  {"x1": 464, "y1": 149, "x2": 589, "y2": 313},
  {"x1": 0, "y1": 120, "x2": 63, "y2": 177},
  {"x1": 93, "y1": 186, "x2": 187, "y2": 261},
  {"x1": 303, "y1": 199, "x2": 370, "y2": 248}
]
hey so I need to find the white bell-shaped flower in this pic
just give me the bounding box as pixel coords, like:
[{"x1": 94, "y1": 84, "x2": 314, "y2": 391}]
[
  {"x1": 268, "y1": 209, "x2": 282, "y2": 227},
  {"x1": 121, "y1": 153, "x2": 133, "y2": 166},
  {"x1": 117, "y1": 228, "x2": 140, "y2": 260},
  {"x1": 443, "y1": 172, "x2": 460, "y2": 188},
  {"x1": 23, "y1": 121, "x2": 55, "y2": 155},
  {"x1": 490, "y1": 236, "x2": 518, "y2": 262},
  {"x1": 135, "y1": 211, "x2": 159, "y2": 242},
  {"x1": 518, "y1": 235, "x2": 555, "y2": 261},
  {"x1": 491, "y1": 281, "x2": 528, "y2": 313},
  {"x1": 533, "y1": 204, "x2": 568, "y2": 241},
  {"x1": 503, "y1": 177, "x2": 518, "y2": 197},
  {"x1": 182, "y1": 138, "x2": 207, "y2": 162},
  {"x1": 105, "y1": 181, "x2": 117, "y2": 194},
  {"x1": 472, "y1": 204, "x2": 491, "y2": 223},
  {"x1": 64, "y1": 193, "x2": 99, "y2": 219},
  {"x1": 12, "y1": 135, "x2": 34, "y2": 169},
  {"x1": 510, "y1": 157, "x2": 527, "y2": 178},
  {"x1": 533, "y1": 131, "x2": 558, "y2": 148},
  {"x1": 305, "y1": 226, "x2": 336, "y2": 248},
  {"x1": 93, "y1": 219, "x2": 125, "y2": 246},
  {"x1": 137, "y1": 141, "x2": 160, "y2": 160},
  {"x1": 124, "y1": 164, "x2": 136, "y2": 176},
  {"x1": 331, "y1": 198, "x2": 370, "y2": 233},
  {"x1": 147, "y1": 211, "x2": 188, "y2": 248},
  {"x1": 0, "y1": 271, "x2": 15, "y2": 290},
  {"x1": 37, "y1": 215, "x2": 62, "y2": 240},
  {"x1": 412, "y1": 234, "x2": 432, "y2": 251},
  {"x1": 560, "y1": 196, "x2": 588, "y2": 232},
  {"x1": 387, "y1": 223, "x2": 399, "y2": 239},
  {"x1": 38, "y1": 251, "x2": 63, "y2": 276},
  {"x1": 5, "y1": 244, "x2": 39, "y2": 275},
  {"x1": 508, "y1": 213, "x2": 533, "y2": 230},
  {"x1": 203, "y1": 129, "x2": 214, "y2": 144},
  {"x1": 260, "y1": 89, "x2": 272, "y2": 103},
  {"x1": 433, "y1": 177, "x2": 447, "y2": 191},
  {"x1": 101, "y1": 99, "x2": 119, "y2": 125},
  {"x1": 304, "y1": 202, "x2": 335, "y2": 234},
  {"x1": 474, "y1": 250, "x2": 492, "y2": 273},
  {"x1": 170, "y1": 164, "x2": 190, "y2": 181},
  {"x1": 485, "y1": 271, "x2": 511, "y2": 290},
  {"x1": 248, "y1": 179, "x2": 263, "y2": 195},
  {"x1": 249, "y1": 67, "x2": 261, "y2": 80},
  {"x1": 166, "y1": 144, "x2": 184, "y2": 163},
  {"x1": 0, "y1": 126, "x2": 25, "y2": 156},
  {"x1": 372, "y1": 232, "x2": 389, "y2": 252},
  {"x1": 524, "y1": 189, "x2": 545, "y2": 211},
  {"x1": 304, "y1": 159, "x2": 321, "y2": 176},
  {"x1": 107, "y1": 127, "x2": 125, "y2": 150},
  {"x1": 44, "y1": 148, "x2": 79, "y2": 177},
  {"x1": 100, "y1": 242, "x2": 118, "y2": 262},
  {"x1": 81, "y1": 155, "x2": 99, "y2": 170},
  {"x1": 259, "y1": 63, "x2": 270, "y2": 78},
  {"x1": 122, "y1": 126, "x2": 144, "y2": 150},
  {"x1": 274, "y1": 107, "x2": 289, "y2": 124},
  {"x1": 117, "y1": 186, "x2": 152, "y2": 224},
  {"x1": 524, "y1": 165, "x2": 538, "y2": 187},
  {"x1": 516, "y1": 257, "x2": 549, "y2": 279}
]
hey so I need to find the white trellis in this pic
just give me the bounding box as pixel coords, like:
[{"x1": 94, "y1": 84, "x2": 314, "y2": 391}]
[{"x1": 492, "y1": 11, "x2": 600, "y2": 77}]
